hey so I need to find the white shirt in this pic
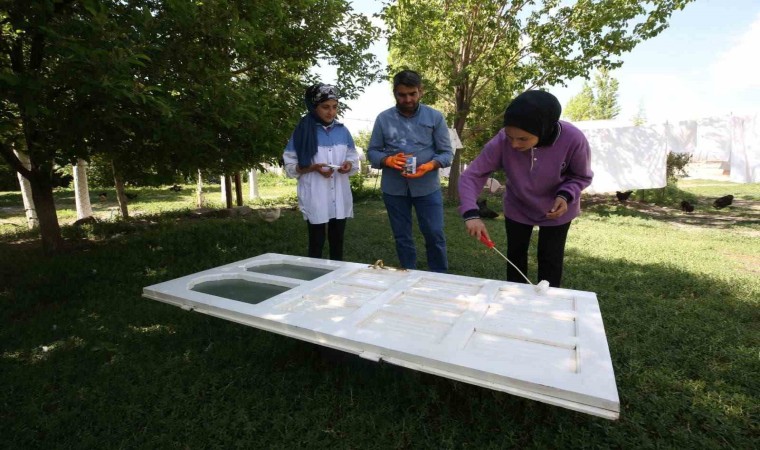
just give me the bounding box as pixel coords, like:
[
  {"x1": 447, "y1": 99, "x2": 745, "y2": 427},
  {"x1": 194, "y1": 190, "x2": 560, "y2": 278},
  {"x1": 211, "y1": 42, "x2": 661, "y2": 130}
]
[{"x1": 283, "y1": 123, "x2": 359, "y2": 224}]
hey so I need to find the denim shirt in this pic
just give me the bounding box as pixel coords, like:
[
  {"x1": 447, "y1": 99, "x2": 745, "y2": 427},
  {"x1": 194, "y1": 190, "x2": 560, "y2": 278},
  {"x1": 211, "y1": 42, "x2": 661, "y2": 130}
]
[{"x1": 367, "y1": 104, "x2": 453, "y2": 197}]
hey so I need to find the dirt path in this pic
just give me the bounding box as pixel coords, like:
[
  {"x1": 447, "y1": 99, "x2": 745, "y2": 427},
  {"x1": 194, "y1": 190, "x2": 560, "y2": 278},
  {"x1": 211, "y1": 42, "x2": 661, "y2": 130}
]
[{"x1": 583, "y1": 195, "x2": 759, "y2": 235}]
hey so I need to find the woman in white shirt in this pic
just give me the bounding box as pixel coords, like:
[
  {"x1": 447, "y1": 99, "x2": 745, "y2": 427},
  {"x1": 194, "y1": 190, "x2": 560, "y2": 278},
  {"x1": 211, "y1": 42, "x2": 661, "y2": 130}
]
[{"x1": 283, "y1": 84, "x2": 359, "y2": 260}]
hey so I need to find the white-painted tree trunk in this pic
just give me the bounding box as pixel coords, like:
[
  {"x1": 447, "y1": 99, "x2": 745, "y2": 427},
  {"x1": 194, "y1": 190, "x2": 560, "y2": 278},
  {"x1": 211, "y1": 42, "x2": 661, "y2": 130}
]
[
  {"x1": 248, "y1": 169, "x2": 260, "y2": 200},
  {"x1": 73, "y1": 159, "x2": 93, "y2": 219},
  {"x1": 14, "y1": 149, "x2": 38, "y2": 229},
  {"x1": 220, "y1": 174, "x2": 227, "y2": 203},
  {"x1": 196, "y1": 169, "x2": 205, "y2": 208}
]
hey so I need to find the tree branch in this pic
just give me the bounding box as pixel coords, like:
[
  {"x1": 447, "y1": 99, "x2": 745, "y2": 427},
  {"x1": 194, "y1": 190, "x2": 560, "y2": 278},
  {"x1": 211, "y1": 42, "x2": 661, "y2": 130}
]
[
  {"x1": 469, "y1": 72, "x2": 491, "y2": 101},
  {"x1": 0, "y1": 141, "x2": 31, "y2": 179},
  {"x1": 230, "y1": 64, "x2": 252, "y2": 75},
  {"x1": 10, "y1": 37, "x2": 24, "y2": 72}
]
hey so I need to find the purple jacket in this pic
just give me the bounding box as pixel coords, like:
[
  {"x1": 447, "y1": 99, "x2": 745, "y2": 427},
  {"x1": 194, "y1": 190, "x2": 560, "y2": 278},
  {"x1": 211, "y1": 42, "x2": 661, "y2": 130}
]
[{"x1": 458, "y1": 121, "x2": 593, "y2": 226}]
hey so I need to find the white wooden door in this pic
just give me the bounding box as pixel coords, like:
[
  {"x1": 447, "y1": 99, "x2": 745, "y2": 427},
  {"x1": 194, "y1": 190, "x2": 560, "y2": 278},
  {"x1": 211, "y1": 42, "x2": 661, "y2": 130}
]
[{"x1": 143, "y1": 253, "x2": 619, "y2": 419}]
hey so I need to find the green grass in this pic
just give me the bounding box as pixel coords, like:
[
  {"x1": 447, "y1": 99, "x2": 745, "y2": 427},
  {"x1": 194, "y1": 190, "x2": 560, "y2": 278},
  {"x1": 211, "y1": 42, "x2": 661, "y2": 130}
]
[
  {"x1": 1, "y1": 179, "x2": 758, "y2": 449},
  {"x1": 0, "y1": 173, "x2": 300, "y2": 235}
]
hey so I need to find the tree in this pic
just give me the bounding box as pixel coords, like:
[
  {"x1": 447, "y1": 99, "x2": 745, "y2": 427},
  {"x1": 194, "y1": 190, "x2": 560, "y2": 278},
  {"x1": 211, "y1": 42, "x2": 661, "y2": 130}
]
[
  {"x1": 1, "y1": 0, "x2": 380, "y2": 253},
  {"x1": 353, "y1": 129, "x2": 372, "y2": 150},
  {"x1": 564, "y1": 68, "x2": 621, "y2": 121},
  {"x1": 1, "y1": 1, "x2": 98, "y2": 252},
  {"x1": 632, "y1": 100, "x2": 647, "y2": 126},
  {"x1": 593, "y1": 68, "x2": 621, "y2": 120},
  {"x1": 382, "y1": 0, "x2": 694, "y2": 201},
  {"x1": 564, "y1": 84, "x2": 596, "y2": 122}
]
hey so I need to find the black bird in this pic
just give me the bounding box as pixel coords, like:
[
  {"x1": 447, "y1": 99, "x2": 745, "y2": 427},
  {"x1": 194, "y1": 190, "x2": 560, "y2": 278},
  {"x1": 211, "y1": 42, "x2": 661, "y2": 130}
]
[
  {"x1": 616, "y1": 190, "x2": 633, "y2": 202},
  {"x1": 477, "y1": 198, "x2": 499, "y2": 219},
  {"x1": 680, "y1": 200, "x2": 694, "y2": 212},
  {"x1": 712, "y1": 195, "x2": 733, "y2": 209},
  {"x1": 169, "y1": 184, "x2": 182, "y2": 192}
]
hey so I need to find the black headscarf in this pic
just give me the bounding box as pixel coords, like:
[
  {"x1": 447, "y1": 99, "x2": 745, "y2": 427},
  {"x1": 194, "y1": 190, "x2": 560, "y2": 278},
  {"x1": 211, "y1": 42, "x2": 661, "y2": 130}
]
[
  {"x1": 293, "y1": 83, "x2": 339, "y2": 168},
  {"x1": 503, "y1": 90, "x2": 562, "y2": 147}
]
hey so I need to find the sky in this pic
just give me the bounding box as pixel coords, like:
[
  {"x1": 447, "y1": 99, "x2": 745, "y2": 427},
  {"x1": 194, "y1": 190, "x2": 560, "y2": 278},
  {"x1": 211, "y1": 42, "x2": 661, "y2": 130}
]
[{"x1": 317, "y1": 0, "x2": 760, "y2": 134}]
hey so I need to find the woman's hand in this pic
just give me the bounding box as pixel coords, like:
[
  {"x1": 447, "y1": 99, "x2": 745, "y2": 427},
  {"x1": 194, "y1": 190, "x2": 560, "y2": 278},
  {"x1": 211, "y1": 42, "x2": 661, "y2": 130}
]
[
  {"x1": 464, "y1": 218, "x2": 489, "y2": 241},
  {"x1": 337, "y1": 161, "x2": 353, "y2": 174},
  {"x1": 297, "y1": 163, "x2": 333, "y2": 178},
  {"x1": 546, "y1": 196, "x2": 568, "y2": 219},
  {"x1": 315, "y1": 163, "x2": 334, "y2": 178}
]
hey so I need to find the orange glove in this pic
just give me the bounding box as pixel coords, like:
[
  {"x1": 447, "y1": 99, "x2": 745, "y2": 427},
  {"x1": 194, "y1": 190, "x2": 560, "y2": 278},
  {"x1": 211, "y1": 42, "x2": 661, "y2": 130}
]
[
  {"x1": 383, "y1": 152, "x2": 407, "y2": 171},
  {"x1": 402, "y1": 161, "x2": 435, "y2": 178}
]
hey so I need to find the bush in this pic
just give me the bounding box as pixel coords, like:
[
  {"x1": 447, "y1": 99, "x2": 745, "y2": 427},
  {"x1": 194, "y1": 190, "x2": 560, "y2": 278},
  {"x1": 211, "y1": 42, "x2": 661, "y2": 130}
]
[
  {"x1": 667, "y1": 152, "x2": 692, "y2": 184},
  {"x1": 350, "y1": 172, "x2": 381, "y2": 200},
  {"x1": 256, "y1": 171, "x2": 294, "y2": 187}
]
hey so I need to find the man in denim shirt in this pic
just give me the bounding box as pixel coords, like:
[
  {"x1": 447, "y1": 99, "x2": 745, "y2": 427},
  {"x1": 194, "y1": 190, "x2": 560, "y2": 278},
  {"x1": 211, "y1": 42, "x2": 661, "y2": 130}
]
[{"x1": 367, "y1": 70, "x2": 453, "y2": 272}]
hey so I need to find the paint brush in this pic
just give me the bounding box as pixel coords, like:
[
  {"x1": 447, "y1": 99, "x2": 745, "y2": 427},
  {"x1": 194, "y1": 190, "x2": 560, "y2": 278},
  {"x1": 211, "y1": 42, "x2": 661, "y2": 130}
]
[{"x1": 479, "y1": 234, "x2": 550, "y2": 295}]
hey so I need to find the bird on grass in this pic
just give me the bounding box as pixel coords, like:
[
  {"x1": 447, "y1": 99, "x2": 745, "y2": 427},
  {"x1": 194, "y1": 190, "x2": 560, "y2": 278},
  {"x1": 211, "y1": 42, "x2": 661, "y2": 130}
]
[
  {"x1": 476, "y1": 198, "x2": 499, "y2": 219},
  {"x1": 712, "y1": 195, "x2": 733, "y2": 209},
  {"x1": 616, "y1": 190, "x2": 633, "y2": 202},
  {"x1": 680, "y1": 200, "x2": 694, "y2": 212},
  {"x1": 169, "y1": 184, "x2": 182, "y2": 192}
]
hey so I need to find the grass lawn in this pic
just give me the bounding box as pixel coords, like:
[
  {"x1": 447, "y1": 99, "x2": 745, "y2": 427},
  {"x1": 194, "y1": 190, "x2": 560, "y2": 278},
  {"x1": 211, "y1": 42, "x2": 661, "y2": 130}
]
[{"x1": 1, "y1": 177, "x2": 758, "y2": 449}]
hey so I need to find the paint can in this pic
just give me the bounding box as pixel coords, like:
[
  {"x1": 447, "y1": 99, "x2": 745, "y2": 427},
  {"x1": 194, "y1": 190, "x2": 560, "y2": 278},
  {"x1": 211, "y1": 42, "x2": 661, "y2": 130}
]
[{"x1": 403, "y1": 156, "x2": 417, "y2": 175}]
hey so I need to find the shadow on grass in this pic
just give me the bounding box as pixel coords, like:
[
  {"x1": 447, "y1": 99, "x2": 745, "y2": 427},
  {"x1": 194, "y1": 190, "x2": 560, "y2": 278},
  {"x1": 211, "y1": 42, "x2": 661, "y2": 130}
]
[
  {"x1": 0, "y1": 209, "x2": 756, "y2": 449},
  {"x1": 583, "y1": 191, "x2": 759, "y2": 232}
]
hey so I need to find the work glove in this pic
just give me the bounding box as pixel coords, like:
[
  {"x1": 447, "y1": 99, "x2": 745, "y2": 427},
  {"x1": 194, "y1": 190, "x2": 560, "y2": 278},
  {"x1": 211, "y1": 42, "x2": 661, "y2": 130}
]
[
  {"x1": 402, "y1": 161, "x2": 435, "y2": 178},
  {"x1": 383, "y1": 152, "x2": 407, "y2": 171}
]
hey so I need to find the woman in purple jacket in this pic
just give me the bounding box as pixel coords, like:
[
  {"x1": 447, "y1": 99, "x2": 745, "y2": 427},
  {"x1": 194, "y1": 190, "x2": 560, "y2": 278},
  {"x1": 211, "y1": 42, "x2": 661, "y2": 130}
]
[{"x1": 458, "y1": 90, "x2": 593, "y2": 287}]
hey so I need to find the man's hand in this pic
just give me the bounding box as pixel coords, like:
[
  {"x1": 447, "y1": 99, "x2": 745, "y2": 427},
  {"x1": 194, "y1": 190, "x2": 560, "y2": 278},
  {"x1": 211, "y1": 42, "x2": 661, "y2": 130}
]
[
  {"x1": 402, "y1": 161, "x2": 436, "y2": 178},
  {"x1": 383, "y1": 152, "x2": 408, "y2": 171},
  {"x1": 546, "y1": 196, "x2": 568, "y2": 219}
]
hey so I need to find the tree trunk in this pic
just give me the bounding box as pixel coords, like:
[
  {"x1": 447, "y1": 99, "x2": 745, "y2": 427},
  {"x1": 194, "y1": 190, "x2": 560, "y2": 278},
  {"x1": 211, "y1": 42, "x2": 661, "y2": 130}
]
[
  {"x1": 446, "y1": 114, "x2": 469, "y2": 202},
  {"x1": 248, "y1": 169, "x2": 260, "y2": 200},
  {"x1": 28, "y1": 172, "x2": 63, "y2": 253},
  {"x1": 445, "y1": 81, "x2": 474, "y2": 203},
  {"x1": 73, "y1": 159, "x2": 93, "y2": 219},
  {"x1": 14, "y1": 149, "x2": 38, "y2": 229},
  {"x1": 234, "y1": 172, "x2": 243, "y2": 206},
  {"x1": 223, "y1": 174, "x2": 233, "y2": 209},
  {"x1": 220, "y1": 173, "x2": 227, "y2": 203},
  {"x1": 6, "y1": 146, "x2": 61, "y2": 252},
  {"x1": 112, "y1": 160, "x2": 129, "y2": 219},
  {"x1": 196, "y1": 169, "x2": 205, "y2": 208}
]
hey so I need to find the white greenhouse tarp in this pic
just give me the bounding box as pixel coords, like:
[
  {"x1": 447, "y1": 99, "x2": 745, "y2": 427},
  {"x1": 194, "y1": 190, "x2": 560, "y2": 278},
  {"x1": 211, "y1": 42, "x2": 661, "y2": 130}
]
[
  {"x1": 575, "y1": 121, "x2": 668, "y2": 194},
  {"x1": 729, "y1": 114, "x2": 760, "y2": 183},
  {"x1": 143, "y1": 253, "x2": 620, "y2": 420},
  {"x1": 571, "y1": 112, "x2": 760, "y2": 192}
]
